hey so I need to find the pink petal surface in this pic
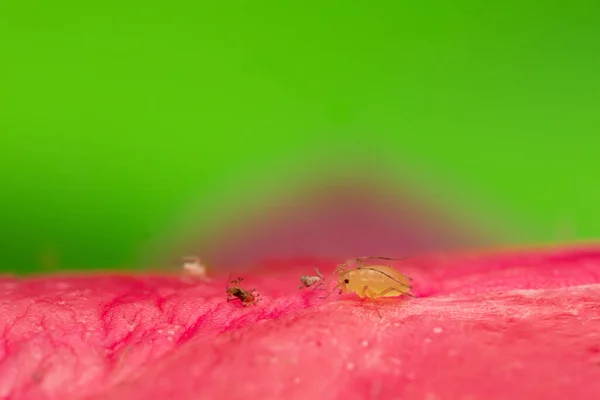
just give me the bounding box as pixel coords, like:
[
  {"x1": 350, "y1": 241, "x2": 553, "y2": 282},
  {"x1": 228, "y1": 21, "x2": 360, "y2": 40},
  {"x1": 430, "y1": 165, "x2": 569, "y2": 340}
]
[{"x1": 1, "y1": 245, "x2": 600, "y2": 400}]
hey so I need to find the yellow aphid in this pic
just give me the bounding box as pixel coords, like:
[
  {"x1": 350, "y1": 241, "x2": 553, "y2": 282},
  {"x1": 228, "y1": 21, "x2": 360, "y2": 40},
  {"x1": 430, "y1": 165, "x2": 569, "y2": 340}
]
[{"x1": 324, "y1": 256, "x2": 416, "y2": 300}]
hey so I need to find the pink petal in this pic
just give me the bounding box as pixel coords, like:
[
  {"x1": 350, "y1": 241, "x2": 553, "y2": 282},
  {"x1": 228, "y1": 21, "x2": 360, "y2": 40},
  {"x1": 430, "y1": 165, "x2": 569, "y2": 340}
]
[{"x1": 1, "y1": 245, "x2": 600, "y2": 400}]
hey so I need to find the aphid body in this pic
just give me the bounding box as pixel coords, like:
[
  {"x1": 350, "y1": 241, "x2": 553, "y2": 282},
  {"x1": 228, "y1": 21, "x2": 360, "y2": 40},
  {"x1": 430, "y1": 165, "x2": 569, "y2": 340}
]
[
  {"x1": 327, "y1": 257, "x2": 415, "y2": 300},
  {"x1": 226, "y1": 275, "x2": 261, "y2": 306},
  {"x1": 299, "y1": 265, "x2": 325, "y2": 289}
]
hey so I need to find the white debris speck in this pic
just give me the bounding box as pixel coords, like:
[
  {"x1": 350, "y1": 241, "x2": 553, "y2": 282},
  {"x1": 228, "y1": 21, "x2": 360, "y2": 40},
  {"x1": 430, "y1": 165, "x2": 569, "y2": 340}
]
[
  {"x1": 433, "y1": 327, "x2": 443, "y2": 334},
  {"x1": 182, "y1": 256, "x2": 209, "y2": 281},
  {"x1": 424, "y1": 338, "x2": 432, "y2": 344},
  {"x1": 293, "y1": 377, "x2": 301, "y2": 384},
  {"x1": 360, "y1": 340, "x2": 369, "y2": 347},
  {"x1": 346, "y1": 362, "x2": 355, "y2": 371}
]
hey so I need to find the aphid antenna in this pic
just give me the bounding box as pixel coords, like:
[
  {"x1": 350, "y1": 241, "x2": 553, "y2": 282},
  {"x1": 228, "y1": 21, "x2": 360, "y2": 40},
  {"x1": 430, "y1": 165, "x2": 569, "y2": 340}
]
[
  {"x1": 320, "y1": 266, "x2": 345, "y2": 299},
  {"x1": 226, "y1": 272, "x2": 233, "y2": 291},
  {"x1": 355, "y1": 256, "x2": 411, "y2": 267},
  {"x1": 319, "y1": 284, "x2": 340, "y2": 299},
  {"x1": 313, "y1": 264, "x2": 323, "y2": 279},
  {"x1": 322, "y1": 262, "x2": 344, "y2": 292},
  {"x1": 316, "y1": 269, "x2": 327, "y2": 291}
]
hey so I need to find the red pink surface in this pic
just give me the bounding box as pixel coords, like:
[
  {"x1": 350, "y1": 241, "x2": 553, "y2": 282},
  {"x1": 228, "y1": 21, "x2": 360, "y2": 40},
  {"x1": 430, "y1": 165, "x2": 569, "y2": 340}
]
[{"x1": 1, "y1": 245, "x2": 600, "y2": 399}]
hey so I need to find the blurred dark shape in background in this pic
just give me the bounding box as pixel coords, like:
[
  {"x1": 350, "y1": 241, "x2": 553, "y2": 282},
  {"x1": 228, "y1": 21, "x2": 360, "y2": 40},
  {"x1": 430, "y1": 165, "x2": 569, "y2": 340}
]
[{"x1": 163, "y1": 170, "x2": 494, "y2": 269}]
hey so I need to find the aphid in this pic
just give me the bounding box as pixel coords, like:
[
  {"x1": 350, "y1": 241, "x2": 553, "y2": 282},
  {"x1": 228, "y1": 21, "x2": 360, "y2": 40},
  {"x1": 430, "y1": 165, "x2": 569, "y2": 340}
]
[
  {"x1": 298, "y1": 265, "x2": 325, "y2": 290},
  {"x1": 323, "y1": 256, "x2": 416, "y2": 300},
  {"x1": 226, "y1": 274, "x2": 261, "y2": 306}
]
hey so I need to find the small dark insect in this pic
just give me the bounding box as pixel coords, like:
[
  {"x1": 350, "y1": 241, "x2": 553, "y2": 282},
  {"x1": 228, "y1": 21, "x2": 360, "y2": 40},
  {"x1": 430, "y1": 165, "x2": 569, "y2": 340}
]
[
  {"x1": 226, "y1": 274, "x2": 261, "y2": 306},
  {"x1": 298, "y1": 265, "x2": 325, "y2": 290}
]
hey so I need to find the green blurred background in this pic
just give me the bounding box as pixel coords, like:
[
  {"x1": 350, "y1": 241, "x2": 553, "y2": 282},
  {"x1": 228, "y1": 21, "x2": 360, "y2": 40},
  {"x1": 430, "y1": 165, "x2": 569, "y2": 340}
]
[{"x1": 1, "y1": 1, "x2": 598, "y2": 274}]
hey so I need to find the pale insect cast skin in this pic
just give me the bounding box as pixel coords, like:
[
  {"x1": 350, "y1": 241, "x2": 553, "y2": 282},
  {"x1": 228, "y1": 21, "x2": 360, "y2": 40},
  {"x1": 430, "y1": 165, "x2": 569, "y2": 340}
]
[
  {"x1": 323, "y1": 256, "x2": 416, "y2": 300},
  {"x1": 182, "y1": 256, "x2": 210, "y2": 282},
  {"x1": 298, "y1": 265, "x2": 325, "y2": 290}
]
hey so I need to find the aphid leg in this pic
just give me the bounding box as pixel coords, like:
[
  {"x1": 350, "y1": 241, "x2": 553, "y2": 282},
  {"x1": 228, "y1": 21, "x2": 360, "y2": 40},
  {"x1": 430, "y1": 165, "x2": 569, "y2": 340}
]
[
  {"x1": 360, "y1": 285, "x2": 375, "y2": 299},
  {"x1": 311, "y1": 281, "x2": 325, "y2": 290},
  {"x1": 314, "y1": 265, "x2": 324, "y2": 279},
  {"x1": 364, "y1": 286, "x2": 416, "y2": 299},
  {"x1": 381, "y1": 287, "x2": 418, "y2": 298},
  {"x1": 359, "y1": 285, "x2": 383, "y2": 318},
  {"x1": 320, "y1": 283, "x2": 341, "y2": 299},
  {"x1": 323, "y1": 263, "x2": 344, "y2": 292},
  {"x1": 247, "y1": 293, "x2": 262, "y2": 306}
]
